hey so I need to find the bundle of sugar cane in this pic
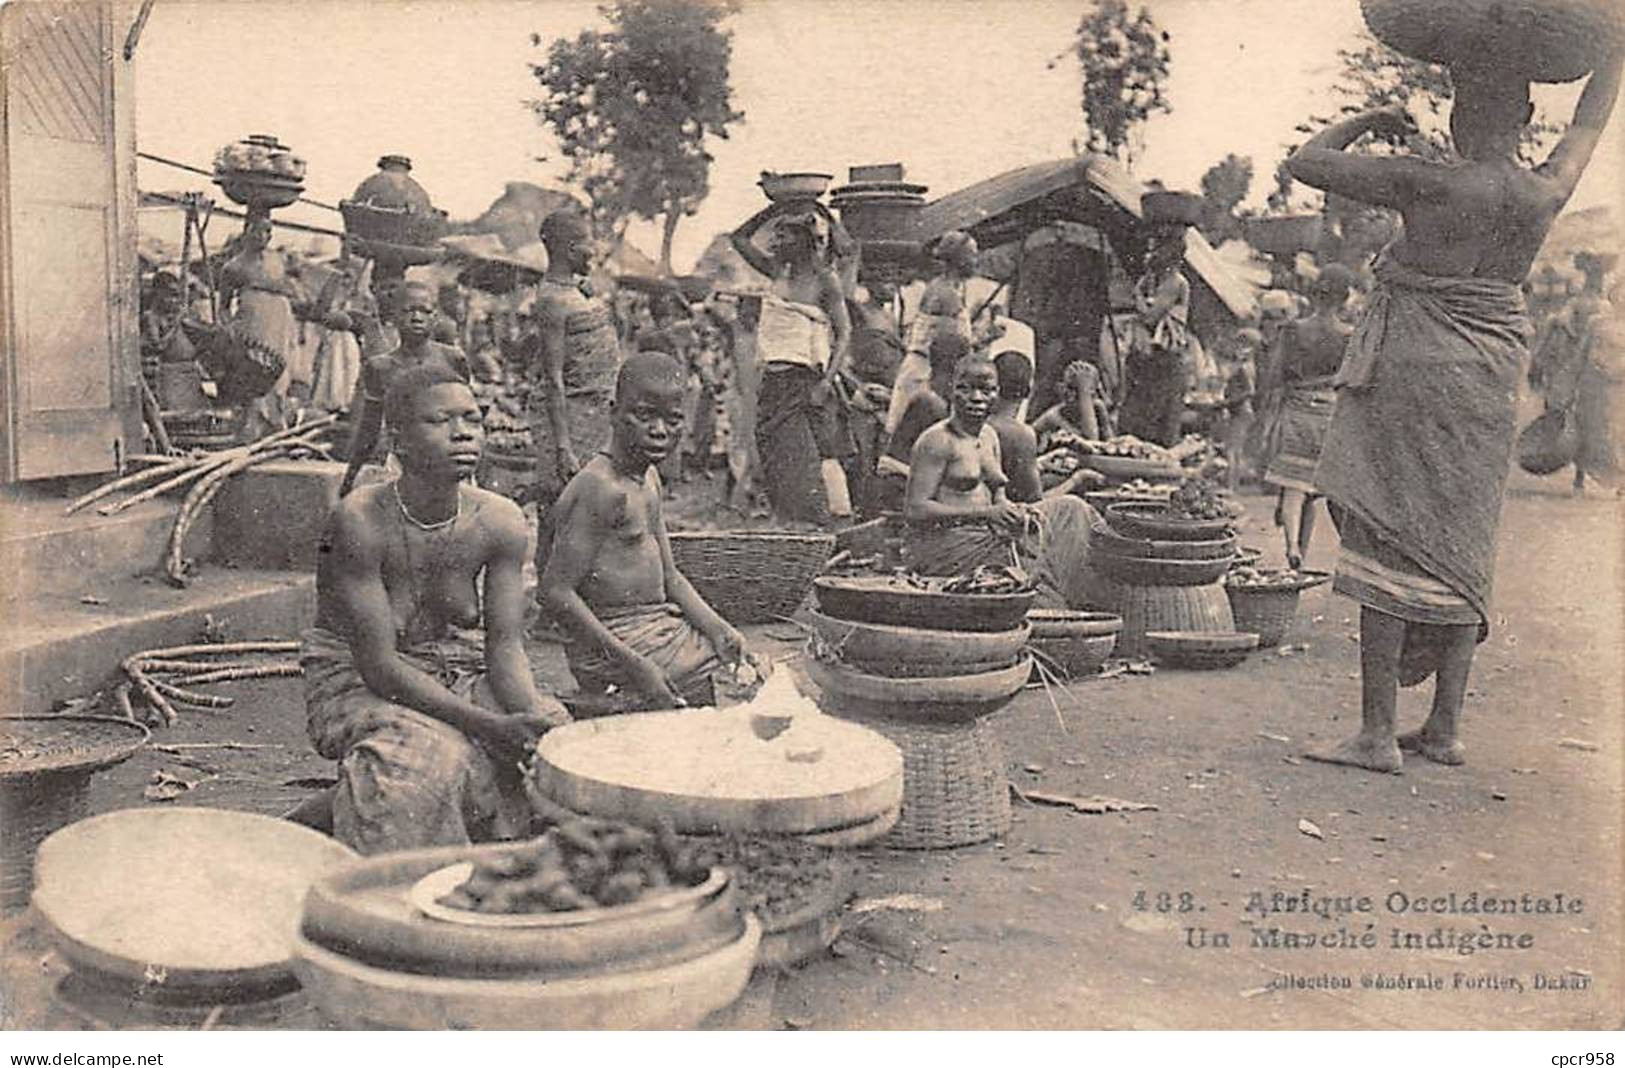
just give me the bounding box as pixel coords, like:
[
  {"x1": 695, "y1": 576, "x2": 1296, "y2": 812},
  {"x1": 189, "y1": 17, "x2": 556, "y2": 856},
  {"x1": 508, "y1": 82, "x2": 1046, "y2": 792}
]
[
  {"x1": 161, "y1": 418, "x2": 340, "y2": 587},
  {"x1": 117, "y1": 640, "x2": 302, "y2": 727},
  {"x1": 64, "y1": 413, "x2": 340, "y2": 518}
]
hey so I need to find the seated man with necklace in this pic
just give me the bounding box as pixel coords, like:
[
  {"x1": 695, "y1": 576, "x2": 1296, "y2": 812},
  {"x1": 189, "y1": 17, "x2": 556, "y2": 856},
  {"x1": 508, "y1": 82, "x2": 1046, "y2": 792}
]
[
  {"x1": 541, "y1": 352, "x2": 752, "y2": 712},
  {"x1": 302, "y1": 364, "x2": 569, "y2": 855}
]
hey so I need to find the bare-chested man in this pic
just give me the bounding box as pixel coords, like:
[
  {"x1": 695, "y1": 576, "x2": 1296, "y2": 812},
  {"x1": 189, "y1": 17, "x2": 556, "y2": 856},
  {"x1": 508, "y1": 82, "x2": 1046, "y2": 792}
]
[
  {"x1": 541, "y1": 352, "x2": 751, "y2": 711},
  {"x1": 338, "y1": 280, "x2": 471, "y2": 497},
  {"x1": 1288, "y1": 54, "x2": 1621, "y2": 772},
  {"x1": 303, "y1": 364, "x2": 568, "y2": 854}
]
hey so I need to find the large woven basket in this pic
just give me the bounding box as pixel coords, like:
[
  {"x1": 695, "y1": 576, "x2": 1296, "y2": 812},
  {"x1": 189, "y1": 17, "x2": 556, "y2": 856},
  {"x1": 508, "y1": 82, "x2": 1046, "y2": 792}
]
[
  {"x1": 1086, "y1": 576, "x2": 1236, "y2": 659},
  {"x1": 1362, "y1": 0, "x2": 1624, "y2": 82},
  {"x1": 0, "y1": 716, "x2": 149, "y2": 910},
  {"x1": 1224, "y1": 571, "x2": 1331, "y2": 648},
  {"x1": 837, "y1": 715, "x2": 1011, "y2": 851},
  {"x1": 668, "y1": 531, "x2": 835, "y2": 625}
]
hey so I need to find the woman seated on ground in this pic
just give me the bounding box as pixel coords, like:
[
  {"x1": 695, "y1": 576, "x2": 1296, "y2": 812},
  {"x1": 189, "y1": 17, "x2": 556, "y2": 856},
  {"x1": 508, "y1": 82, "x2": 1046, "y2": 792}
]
[
  {"x1": 903, "y1": 352, "x2": 1099, "y2": 609},
  {"x1": 300, "y1": 364, "x2": 570, "y2": 855},
  {"x1": 1031, "y1": 359, "x2": 1112, "y2": 443}
]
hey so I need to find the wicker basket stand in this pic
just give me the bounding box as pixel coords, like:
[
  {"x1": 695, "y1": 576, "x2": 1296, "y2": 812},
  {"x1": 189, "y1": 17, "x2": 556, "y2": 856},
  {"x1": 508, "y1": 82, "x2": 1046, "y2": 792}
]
[{"x1": 0, "y1": 717, "x2": 149, "y2": 911}]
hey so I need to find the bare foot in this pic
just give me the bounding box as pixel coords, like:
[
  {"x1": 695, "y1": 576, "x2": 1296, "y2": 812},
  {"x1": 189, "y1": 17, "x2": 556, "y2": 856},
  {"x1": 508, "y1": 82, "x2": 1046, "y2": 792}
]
[
  {"x1": 1305, "y1": 735, "x2": 1402, "y2": 774},
  {"x1": 1397, "y1": 729, "x2": 1466, "y2": 766}
]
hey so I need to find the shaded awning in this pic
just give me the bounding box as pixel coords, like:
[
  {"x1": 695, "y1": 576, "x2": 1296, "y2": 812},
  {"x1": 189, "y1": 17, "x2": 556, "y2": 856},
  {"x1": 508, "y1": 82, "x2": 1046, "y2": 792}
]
[{"x1": 914, "y1": 156, "x2": 1258, "y2": 321}]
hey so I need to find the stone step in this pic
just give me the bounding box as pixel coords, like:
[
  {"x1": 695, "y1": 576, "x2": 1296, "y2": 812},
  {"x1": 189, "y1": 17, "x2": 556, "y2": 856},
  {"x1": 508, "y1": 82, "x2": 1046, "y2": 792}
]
[
  {"x1": 1, "y1": 566, "x2": 316, "y2": 717},
  {"x1": 1, "y1": 493, "x2": 214, "y2": 614}
]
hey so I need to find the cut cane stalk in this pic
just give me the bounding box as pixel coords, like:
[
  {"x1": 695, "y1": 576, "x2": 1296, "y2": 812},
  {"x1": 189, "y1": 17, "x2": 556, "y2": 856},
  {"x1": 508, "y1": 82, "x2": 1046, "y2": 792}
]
[
  {"x1": 178, "y1": 662, "x2": 301, "y2": 686},
  {"x1": 146, "y1": 676, "x2": 235, "y2": 710}
]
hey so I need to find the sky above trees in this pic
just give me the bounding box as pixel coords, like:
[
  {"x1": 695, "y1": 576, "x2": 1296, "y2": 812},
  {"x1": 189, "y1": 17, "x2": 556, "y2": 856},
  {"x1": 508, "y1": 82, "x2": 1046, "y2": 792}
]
[{"x1": 135, "y1": 0, "x2": 1620, "y2": 270}]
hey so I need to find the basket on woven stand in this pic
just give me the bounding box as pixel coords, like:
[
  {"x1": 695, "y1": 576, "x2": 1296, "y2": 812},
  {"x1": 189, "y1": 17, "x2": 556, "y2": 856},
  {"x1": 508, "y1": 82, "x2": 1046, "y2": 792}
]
[
  {"x1": 0, "y1": 716, "x2": 149, "y2": 910},
  {"x1": 667, "y1": 531, "x2": 835, "y2": 625}
]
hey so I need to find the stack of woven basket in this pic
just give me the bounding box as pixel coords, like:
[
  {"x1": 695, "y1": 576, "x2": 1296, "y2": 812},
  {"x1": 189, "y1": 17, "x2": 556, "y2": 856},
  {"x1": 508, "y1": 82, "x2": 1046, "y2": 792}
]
[
  {"x1": 802, "y1": 576, "x2": 1037, "y2": 849},
  {"x1": 1085, "y1": 502, "x2": 1242, "y2": 658}
]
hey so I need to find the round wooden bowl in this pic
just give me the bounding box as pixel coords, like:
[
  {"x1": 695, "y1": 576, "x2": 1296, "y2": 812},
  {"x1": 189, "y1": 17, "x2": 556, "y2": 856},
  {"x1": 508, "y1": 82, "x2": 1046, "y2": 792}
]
[
  {"x1": 806, "y1": 611, "x2": 1030, "y2": 670},
  {"x1": 1025, "y1": 609, "x2": 1122, "y2": 677},
  {"x1": 32, "y1": 807, "x2": 354, "y2": 999},
  {"x1": 805, "y1": 656, "x2": 1033, "y2": 723},
  {"x1": 300, "y1": 845, "x2": 743, "y2": 980},
  {"x1": 1094, "y1": 550, "x2": 1235, "y2": 588},
  {"x1": 812, "y1": 575, "x2": 1037, "y2": 633},
  {"x1": 1106, "y1": 502, "x2": 1236, "y2": 541},
  {"x1": 1145, "y1": 630, "x2": 1259, "y2": 670},
  {"x1": 291, "y1": 915, "x2": 761, "y2": 1029},
  {"x1": 759, "y1": 172, "x2": 833, "y2": 201},
  {"x1": 1090, "y1": 526, "x2": 1237, "y2": 561},
  {"x1": 1080, "y1": 455, "x2": 1184, "y2": 483},
  {"x1": 533, "y1": 708, "x2": 904, "y2": 836}
]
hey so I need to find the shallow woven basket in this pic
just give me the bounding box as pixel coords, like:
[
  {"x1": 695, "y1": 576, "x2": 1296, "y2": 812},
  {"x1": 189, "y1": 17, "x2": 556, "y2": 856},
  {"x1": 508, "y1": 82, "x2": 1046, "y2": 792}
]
[
  {"x1": 668, "y1": 531, "x2": 835, "y2": 625},
  {"x1": 836, "y1": 714, "x2": 1011, "y2": 850},
  {"x1": 0, "y1": 716, "x2": 149, "y2": 910}
]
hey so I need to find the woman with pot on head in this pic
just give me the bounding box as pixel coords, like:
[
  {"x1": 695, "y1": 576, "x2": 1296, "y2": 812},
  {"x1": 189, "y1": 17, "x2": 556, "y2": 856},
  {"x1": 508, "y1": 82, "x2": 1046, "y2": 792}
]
[
  {"x1": 1116, "y1": 225, "x2": 1196, "y2": 447},
  {"x1": 1260, "y1": 263, "x2": 1356, "y2": 568},
  {"x1": 219, "y1": 214, "x2": 307, "y2": 442},
  {"x1": 1286, "y1": 50, "x2": 1622, "y2": 774},
  {"x1": 730, "y1": 201, "x2": 855, "y2": 526}
]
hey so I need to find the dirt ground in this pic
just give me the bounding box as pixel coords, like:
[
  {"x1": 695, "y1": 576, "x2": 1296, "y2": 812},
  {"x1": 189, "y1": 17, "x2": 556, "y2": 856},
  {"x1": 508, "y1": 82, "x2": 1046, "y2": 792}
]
[{"x1": 3, "y1": 470, "x2": 1620, "y2": 1031}]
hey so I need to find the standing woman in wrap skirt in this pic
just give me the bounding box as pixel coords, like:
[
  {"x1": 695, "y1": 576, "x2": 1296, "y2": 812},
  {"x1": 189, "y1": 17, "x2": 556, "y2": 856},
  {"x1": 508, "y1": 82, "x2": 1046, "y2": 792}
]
[
  {"x1": 1259, "y1": 264, "x2": 1355, "y2": 568},
  {"x1": 1285, "y1": 54, "x2": 1622, "y2": 774}
]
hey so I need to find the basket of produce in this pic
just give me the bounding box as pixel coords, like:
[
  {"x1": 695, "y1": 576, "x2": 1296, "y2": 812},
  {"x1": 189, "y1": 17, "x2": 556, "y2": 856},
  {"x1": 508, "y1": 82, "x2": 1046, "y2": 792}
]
[
  {"x1": 811, "y1": 571, "x2": 1037, "y2": 633},
  {"x1": 302, "y1": 823, "x2": 744, "y2": 981},
  {"x1": 1360, "y1": 0, "x2": 1624, "y2": 83},
  {"x1": 667, "y1": 530, "x2": 835, "y2": 624},
  {"x1": 1223, "y1": 567, "x2": 1332, "y2": 648},
  {"x1": 1090, "y1": 526, "x2": 1237, "y2": 561},
  {"x1": 1025, "y1": 609, "x2": 1122, "y2": 677},
  {"x1": 804, "y1": 655, "x2": 1034, "y2": 723},
  {"x1": 683, "y1": 835, "x2": 855, "y2": 970},
  {"x1": 805, "y1": 611, "x2": 1029, "y2": 678},
  {"x1": 1106, "y1": 501, "x2": 1236, "y2": 542},
  {"x1": 212, "y1": 134, "x2": 306, "y2": 210},
  {"x1": 758, "y1": 171, "x2": 833, "y2": 201},
  {"x1": 1145, "y1": 630, "x2": 1259, "y2": 670},
  {"x1": 2, "y1": 716, "x2": 149, "y2": 911}
]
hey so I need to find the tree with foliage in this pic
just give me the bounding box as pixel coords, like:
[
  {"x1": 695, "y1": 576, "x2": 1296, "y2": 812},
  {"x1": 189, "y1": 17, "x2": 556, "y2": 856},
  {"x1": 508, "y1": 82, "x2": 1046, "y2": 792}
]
[
  {"x1": 1197, "y1": 153, "x2": 1252, "y2": 245},
  {"x1": 530, "y1": 0, "x2": 743, "y2": 275},
  {"x1": 1060, "y1": 0, "x2": 1172, "y2": 164}
]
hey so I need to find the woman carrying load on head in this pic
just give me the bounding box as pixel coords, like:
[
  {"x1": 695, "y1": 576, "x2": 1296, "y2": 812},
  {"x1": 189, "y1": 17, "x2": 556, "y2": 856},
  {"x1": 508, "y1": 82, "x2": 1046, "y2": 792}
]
[
  {"x1": 1285, "y1": 52, "x2": 1622, "y2": 774},
  {"x1": 730, "y1": 200, "x2": 856, "y2": 526}
]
